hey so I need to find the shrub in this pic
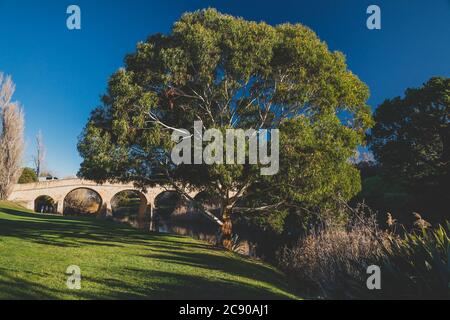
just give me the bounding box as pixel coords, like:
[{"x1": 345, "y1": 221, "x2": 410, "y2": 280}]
[
  {"x1": 380, "y1": 222, "x2": 450, "y2": 299},
  {"x1": 279, "y1": 205, "x2": 390, "y2": 299},
  {"x1": 18, "y1": 167, "x2": 38, "y2": 184},
  {"x1": 279, "y1": 204, "x2": 450, "y2": 299}
]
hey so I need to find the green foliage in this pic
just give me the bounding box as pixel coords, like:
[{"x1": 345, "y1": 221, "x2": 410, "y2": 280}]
[
  {"x1": 113, "y1": 191, "x2": 141, "y2": 207},
  {"x1": 239, "y1": 209, "x2": 289, "y2": 235},
  {"x1": 357, "y1": 175, "x2": 413, "y2": 214},
  {"x1": 78, "y1": 9, "x2": 372, "y2": 227},
  {"x1": 18, "y1": 167, "x2": 38, "y2": 184},
  {"x1": 370, "y1": 77, "x2": 449, "y2": 198},
  {"x1": 275, "y1": 116, "x2": 362, "y2": 211},
  {"x1": 380, "y1": 223, "x2": 450, "y2": 299}
]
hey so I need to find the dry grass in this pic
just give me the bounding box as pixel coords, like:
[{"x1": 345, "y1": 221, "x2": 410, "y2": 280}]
[
  {"x1": 279, "y1": 206, "x2": 392, "y2": 298},
  {"x1": 279, "y1": 203, "x2": 450, "y2": 299}
]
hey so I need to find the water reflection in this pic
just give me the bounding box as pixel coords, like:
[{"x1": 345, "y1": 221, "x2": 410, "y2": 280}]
[
  {"x1": 150, "y1": 218, "x2": 221, "y2": 244},
  {"x1": 114, "y1": 214, "x2": 254, "y2": 256}
]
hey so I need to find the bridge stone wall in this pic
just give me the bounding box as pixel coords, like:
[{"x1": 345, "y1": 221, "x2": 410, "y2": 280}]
[{"x1": 8, "y1": 179, "x2": 198, "y2": 221}]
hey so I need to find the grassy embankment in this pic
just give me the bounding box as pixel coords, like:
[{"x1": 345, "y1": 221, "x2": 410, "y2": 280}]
[{"x1": 0, "y1": 201, "x2": 300, "y2": 300}]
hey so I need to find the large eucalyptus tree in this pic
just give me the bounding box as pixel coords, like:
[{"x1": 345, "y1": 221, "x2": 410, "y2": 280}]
[{"x1": 78, "y1": 9, "x2": 373, "y2": 248}]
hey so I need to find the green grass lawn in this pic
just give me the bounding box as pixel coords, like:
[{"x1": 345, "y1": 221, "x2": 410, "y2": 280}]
[{"x1": 0, "y1": 201, "x2": 300, "y2": 300}]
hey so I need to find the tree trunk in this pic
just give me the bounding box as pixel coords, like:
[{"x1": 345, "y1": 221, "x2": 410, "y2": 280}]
[{"x1": 221, "y1": 205, "x2": 233, "y2": 250}]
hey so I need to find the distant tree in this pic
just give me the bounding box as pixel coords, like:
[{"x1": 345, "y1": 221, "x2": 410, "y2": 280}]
[
  {"x1": 18, "y1": 167, "x2": 38, "y2": 184},
  {"x1": 33, "y1": 130, "x2": 46, "y2": 178},
  {"x1": 0, "y1": 73, "x2": 25, "y2": 199},
  {"x1": 78, "y1": 9, "x2": 373, "y2": 248},
  {"x1": 370, "y1": 77, "x2": 449, "y2": 218}
]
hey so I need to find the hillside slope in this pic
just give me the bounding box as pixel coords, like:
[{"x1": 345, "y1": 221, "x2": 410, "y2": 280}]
[{"x1": 0, "y1": 201, "x2": 299, "y2": 300}]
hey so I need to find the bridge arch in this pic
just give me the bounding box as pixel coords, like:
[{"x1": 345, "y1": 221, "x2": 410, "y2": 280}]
[
  {"x1": 34, "y1": 195, "x2": 56, "y2": 214},
  {"x1": 110, "y1": 189, "x2": 150, "y2": 225},
  {"x1": 193, "y1": 191, "x2": 221, "y2": 218},
  {"x1": 8, "y1": 179, "x2": 201, "y2": 221},
  {"x1": 63, "y1": 187, "x2": 103, "y2": 216},
  {"x1": 154, "y1": 190, "x2": 183, "y2": 218}
]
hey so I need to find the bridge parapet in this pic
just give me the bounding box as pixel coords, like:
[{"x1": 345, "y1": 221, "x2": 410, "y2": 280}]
[
  {"x1": 8, "y1": 178, "x2": 199, "y2": 223},
  {"x1": 11, "y1": 178, "x2": 136, "y2": 191}
]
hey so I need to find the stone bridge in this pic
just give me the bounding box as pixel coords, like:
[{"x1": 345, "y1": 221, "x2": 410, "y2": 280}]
[{"x1": 8, "y1": 179, "x2": 198, "y2": 220}]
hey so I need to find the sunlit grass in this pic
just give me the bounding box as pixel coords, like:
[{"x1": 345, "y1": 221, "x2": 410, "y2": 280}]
[{"x1": 0, "y1": 201, "x2": 299, "y2": 300}]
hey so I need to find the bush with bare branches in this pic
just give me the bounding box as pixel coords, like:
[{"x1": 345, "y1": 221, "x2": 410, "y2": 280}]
[
  {"x1": 279, "y1": 204, "x2": 450, "y2": 299},
  {"x1": 0, "y1": 73, "x2": 25, "y2": 200},
  {"x1": 279, "y1": 204, "x2": 391, "y2": 298}
]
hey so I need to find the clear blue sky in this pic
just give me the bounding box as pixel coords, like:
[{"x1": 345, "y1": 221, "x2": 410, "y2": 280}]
[{"x1": 0, "y1": 0, "x2": 449, "y2": 177}]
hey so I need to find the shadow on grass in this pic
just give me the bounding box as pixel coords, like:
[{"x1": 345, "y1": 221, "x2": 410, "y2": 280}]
[
  {"x1": 139, "y1": 248, "x2": 289, "y2": 289},
  {"x1": 0, "y1": 268, "x2": 290, "y2": 300},
  {"x1": 0, "y1": 267, "x2": 101, "y2": 300},
  {"x1": 0, "y1": 207, "x2": 298, "y2": 300},
  {"x1": 88, "y1": 269, "x2": 290, "y2": 300},
  {"x1": 0, "y1": 207, "x2": 196, "y2": 249}
]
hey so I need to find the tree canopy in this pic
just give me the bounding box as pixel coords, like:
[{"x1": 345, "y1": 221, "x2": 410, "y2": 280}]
[
  {"x1": 78, "y1": 9, "x2": 373, "y2": 247},
  {"x1": 371, "y1": 77, "x2": 449, "y2": 189},
  {"x1": 18, "y1": 167, "x2": 38, "y2": 184},
  {"x1": 370, "y1": 77, "x2": 449, "y2": 219}
]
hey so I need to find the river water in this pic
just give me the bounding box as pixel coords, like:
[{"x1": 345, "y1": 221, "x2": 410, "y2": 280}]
[
  {"x1": 149, "y1": 218, "x2": 221, "y2": 244},
  {"x1": 115, "y1": 214, "x2": 254, "y2": 256}
]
